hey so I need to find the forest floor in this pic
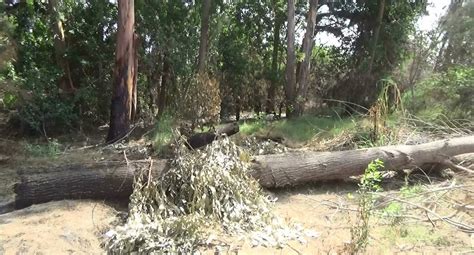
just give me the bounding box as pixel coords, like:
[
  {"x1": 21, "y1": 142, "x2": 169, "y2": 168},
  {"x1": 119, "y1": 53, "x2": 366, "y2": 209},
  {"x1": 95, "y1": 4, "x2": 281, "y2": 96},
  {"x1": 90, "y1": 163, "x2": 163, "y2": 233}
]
[{"x1": 0, "y1": 114, "x2": 473, "y2": 254}]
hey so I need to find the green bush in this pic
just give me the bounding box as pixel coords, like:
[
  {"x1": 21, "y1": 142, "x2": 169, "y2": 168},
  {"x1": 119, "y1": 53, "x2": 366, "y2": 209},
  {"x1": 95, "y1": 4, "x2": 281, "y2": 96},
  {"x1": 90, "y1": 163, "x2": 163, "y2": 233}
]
[
  {"x1": 18, "y1": 66, "x2": 78, "y2": 133},
  {"x1": 24, "y1": 139, "x2": 61, "y2": 158},
  {"x1": 405, "y1": 67, "x2": 473, "y2": 120}
]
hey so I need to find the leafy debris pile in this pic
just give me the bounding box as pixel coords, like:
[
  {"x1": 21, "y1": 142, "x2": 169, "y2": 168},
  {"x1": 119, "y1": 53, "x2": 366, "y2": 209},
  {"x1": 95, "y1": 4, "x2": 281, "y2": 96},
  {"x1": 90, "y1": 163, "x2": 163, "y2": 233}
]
[
  {"x1": 240, "y1": 137, "x2": 289, "y2": 155},
  {"x1": 106, "y1": 137, "x2": 313, "y2": 253}
]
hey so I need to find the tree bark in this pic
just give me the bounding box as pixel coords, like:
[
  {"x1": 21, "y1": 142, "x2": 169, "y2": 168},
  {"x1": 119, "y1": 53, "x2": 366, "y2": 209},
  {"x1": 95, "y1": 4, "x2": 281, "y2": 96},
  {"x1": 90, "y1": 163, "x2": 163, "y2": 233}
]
[
  {"x1": 48, "y1": 0, "x2": 75, "y2": 93},
  {"x1": 265, "y1": 6, "x2": 282, "y2": 114},
  {"x1": 284, "y1": 0, "x2": 296, "y2": 118},
  {"x1": 367, "y1": 0, "x2": 385, "y2": 74},
  {"x1": 197, "y1": 0, "x2": 212, "y2": 74},
  {"x1": 295, "y1": 0, "x2": 319, "y2": 116},
  {"x1": 106, "y1": 0, "x2": 137, "y2": 142},
  {"x1": 1, "y1": 136, "x2": 472, "y2": 214},
  {"x1": 252, "y1": 136, "x2": 474, "y2": 187},
  {"x1": 157, "y1": 54, "x2": 171, "y2": 119},
  {"x1": 186, "y1": 122, "x2": 239, "y2": 149}
]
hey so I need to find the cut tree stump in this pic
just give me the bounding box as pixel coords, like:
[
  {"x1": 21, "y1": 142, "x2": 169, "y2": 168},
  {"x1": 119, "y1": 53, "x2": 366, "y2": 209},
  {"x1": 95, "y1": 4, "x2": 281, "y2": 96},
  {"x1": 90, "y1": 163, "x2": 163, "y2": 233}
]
[{"x1": 1, "y1": 135, "x2": 473, "y2": 214}]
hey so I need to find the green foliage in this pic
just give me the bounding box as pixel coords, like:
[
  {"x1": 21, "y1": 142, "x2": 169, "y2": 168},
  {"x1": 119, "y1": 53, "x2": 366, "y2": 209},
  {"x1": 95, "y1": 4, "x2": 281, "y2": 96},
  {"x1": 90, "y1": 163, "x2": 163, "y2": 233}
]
[
  {"x1": 240, "y1": 115, "x2": 357, "y2": 144},
  {"x1": 240, "y1": 119, "x2": 267, "y2": 135},
  {"x1": 400, "y1": 184, "x2": 423, "y2": 198},
  {"x1": 348, "y1": 159, "x2": 384, "y2": 253},
  {"x1": 404, "y1": 66, "x2": 474, "y2": 120},
  {"x1": 312, "y1": 46, "x2": 349, "y2": 95},
  {"x1": 379, "y1": 183, "x2": 423, "y2": 228},
  {"x1": 359, "y1": 159, "x2": 384, "y2": 192},
  {"x1": 150, "y1": 114, "x2": 175, "y2": 154},
  {"x1": 17, "y1": 66, "x2": 78, "y2": 132},
  {"x1": 2, "y1": 91, "x2": 17, "y2": 109},
  {"x1": 1, "y1": 0, "x2": 117, "y2": 133},
  {"x1": 24, "y1": 139, "x2": 61, "y2": 158},
  {"x1": 436, "y1": 1, "x2": 474, "y2": 71},
  {"x1": 382, "y1": 202, "x2": 403, "y2": 218}
]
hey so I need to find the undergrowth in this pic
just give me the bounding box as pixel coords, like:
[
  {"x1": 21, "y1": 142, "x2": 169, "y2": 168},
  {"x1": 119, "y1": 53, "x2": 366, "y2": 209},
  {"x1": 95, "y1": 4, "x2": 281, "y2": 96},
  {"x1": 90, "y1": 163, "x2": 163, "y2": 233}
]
[
  {"x1": 24, "y1": 139, "x2": 61, "y2": 158},
  {"x1": 240, "y1": 115, "x2": 357, "y2": 144},
  {"x1": 347, "y1": 159, "x2": 384, "y2": 254}
]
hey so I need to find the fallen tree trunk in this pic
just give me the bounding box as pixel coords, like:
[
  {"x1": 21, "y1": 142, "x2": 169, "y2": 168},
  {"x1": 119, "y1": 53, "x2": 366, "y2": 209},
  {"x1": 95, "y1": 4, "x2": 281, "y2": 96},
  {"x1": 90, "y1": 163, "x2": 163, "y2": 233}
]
[
  {"x1": 251, "y1": 136, "x2": 474, "y2": 187},
  {"x1": 1, "y1": 136, "x2": 473, "y2": 214},
  {"x1": 187, "y1": 122, "x2": 239, "y2": 149}
]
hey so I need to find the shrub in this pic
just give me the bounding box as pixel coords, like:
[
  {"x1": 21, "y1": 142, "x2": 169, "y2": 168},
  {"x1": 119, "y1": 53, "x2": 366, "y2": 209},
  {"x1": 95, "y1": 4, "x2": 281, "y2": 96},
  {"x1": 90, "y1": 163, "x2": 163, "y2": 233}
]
[{"x1": 404, "y1": 67, "x2": 473, "y2": 120}]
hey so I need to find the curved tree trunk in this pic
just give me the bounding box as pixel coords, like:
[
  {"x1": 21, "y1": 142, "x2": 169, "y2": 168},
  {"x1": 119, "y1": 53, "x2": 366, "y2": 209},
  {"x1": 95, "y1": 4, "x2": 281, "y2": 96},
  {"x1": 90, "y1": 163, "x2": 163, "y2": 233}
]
[
  {"x1": 48, "y1": 0, "x2": 75, "y2": 93},
  {"x1": 107, "y1": 0, "x2": 137, "y2": 142},
  {"x1": 2, "y1": 136, "x2": 473, "y2": 214},
  {"x1": 295, "y1": 0, "x2": 319, "y2": 116}
]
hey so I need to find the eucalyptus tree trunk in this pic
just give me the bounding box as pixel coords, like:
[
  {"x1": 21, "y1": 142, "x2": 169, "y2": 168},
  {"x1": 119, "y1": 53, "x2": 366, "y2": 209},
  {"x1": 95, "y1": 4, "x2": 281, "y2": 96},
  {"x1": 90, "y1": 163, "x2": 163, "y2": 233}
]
[
  {"x1": 106, "y1": 0, "x2": 137, "y2": 142},
  {"x1": 295, "y1": 0, "x2": 319, "y2": 116},
  {"x1": 284, "y1": 0, "x2": 296, "y2": 118},
  {"x1": 157, "y1": 55, "x2": 171, "y2": 119},
  {"x1": 197, "y1": 0, "x2": 212, "y2": 74},
  {"x1": 47, "y1": 0, "x2": 75, "y2": 93},
  {"x1": 367, "y1": 0, "x2": 385, "y2": 74},
  {"x1": 265, "y1": 10, "x2": 282, "y2": 114}
]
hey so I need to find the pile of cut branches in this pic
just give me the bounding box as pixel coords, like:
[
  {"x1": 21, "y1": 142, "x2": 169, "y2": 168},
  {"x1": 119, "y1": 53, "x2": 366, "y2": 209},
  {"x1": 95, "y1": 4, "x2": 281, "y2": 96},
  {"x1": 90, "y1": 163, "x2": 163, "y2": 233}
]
[{"x1": 106, "y1": 137, "x2": 313, "y2": 253}]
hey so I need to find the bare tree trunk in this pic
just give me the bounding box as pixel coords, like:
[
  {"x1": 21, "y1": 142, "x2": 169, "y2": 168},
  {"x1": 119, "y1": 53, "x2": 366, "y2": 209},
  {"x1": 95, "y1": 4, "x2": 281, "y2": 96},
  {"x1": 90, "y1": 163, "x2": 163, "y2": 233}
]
[
  {"x1": 157, "y1": 54, "x2": 170, "y2": 119},
  {"x1": 285, "y1": 0, "x2": 296, "y2": 118},
  {"x1": 131, "y1": 33, "x2": 138, "y2": 121},
  {"x1": 3, "y1": 136, "x2": 473, "y2": 213},
  {"x1": 106, "y1": 0, "x2": 137, "y2": 142},
  {"x1": 252, "y1": 136, "x2": 474, "y2": 187},
  {"x1": 197, "y1": 0, "x2": 212, "y2": 74},
  {"x1": 367, "y1": 0, "x2": 385, "y2": 74},
  {"x1": 265, "y1": 12, "x2": 281, "y2": 114},
  {"x1": 48, "y1": 0, "x2": 75, "y2": 93},
  {"x1": 235, "y1": 96, "x2": 241, "y2": 121},
  {"x1": 295, "y1": 0, "x2": 319, "y2": 116}
]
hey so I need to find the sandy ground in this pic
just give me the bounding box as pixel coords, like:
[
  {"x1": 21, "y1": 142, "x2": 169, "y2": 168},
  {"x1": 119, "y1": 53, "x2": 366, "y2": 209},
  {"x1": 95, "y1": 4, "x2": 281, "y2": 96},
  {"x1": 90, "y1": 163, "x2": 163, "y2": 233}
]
[
  {"x1": 0, "y1": 200, "x2": 115, "y2": 255},
  {"x1": 1, "y1": 177, "x2": 473, "y2": 254}
]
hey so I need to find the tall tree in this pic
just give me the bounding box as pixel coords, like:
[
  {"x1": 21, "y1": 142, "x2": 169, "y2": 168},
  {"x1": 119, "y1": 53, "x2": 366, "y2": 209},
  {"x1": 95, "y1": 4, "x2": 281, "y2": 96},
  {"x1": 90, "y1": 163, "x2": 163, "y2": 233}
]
[
  {"x1": 157, "y1": 54, "x2": 171, "y2": 118},
  {"x1": 197, "y1": 0, "x2": 212, "y2": 73},
  {"x1": 106, "y1": 0, "x2": 137, "y2": 142},
  {"x1": 265, "y1": 1, "x2": 284, "y2": 114},
  {"x1": 48, "y1": 0, "x2": 75, "y2": 93},
  {"x1": 284, "y1": 0, "x2": 296, "y2": 118},
  {"x1": 435, "y1": 0, "x2": 473, "y2": 71},
  {"x1": 367, "y1": 0, "x2": 386, "y2": 74},
  {"x1": 295, "y1": 0, "x2": 319, "y2": 116}
]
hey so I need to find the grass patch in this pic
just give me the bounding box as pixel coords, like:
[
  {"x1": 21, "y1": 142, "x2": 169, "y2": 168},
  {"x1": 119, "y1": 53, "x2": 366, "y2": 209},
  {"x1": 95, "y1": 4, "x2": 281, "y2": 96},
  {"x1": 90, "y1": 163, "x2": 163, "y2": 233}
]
[
  {"x1": 24, "y1": 139, "x2": 61, "y2": 158},
  {"x1": 240, "y1": 119, "x2": 267, "y2": 135},
  {"x1": 400, "y1": 184, "x2": 424, "y2": 198},
  {"x1": 382, "y1": 225, "x2": 448, "y2": 246},
  {"x1": 240, "y1": 115, "x2": 357, "y2": 144},
  {"x1": 149, "y1": 115, "x2": 175, "y2": 154}
]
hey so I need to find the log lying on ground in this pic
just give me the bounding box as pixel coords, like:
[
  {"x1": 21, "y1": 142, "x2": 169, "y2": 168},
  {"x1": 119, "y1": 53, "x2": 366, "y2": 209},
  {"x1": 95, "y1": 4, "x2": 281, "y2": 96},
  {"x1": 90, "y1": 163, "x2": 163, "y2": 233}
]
[
  {"x1": 187, "y1": 122, "x2": 239, "y2": 149},
  {"x1": 1, "y1": 136, "x2": 473, "y2": 214}
]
